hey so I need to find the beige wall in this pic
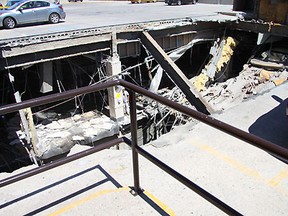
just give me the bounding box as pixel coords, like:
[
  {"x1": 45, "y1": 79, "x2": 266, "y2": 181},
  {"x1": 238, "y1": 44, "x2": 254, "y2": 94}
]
[{"x1": 259, "y1": 0, "x2": 288, "y2": 24}]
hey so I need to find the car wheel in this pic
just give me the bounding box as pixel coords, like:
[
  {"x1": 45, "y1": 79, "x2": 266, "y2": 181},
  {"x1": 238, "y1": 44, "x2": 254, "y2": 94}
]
[
  {"x1": 3, "y1": 17, "x2": 16, "y2": 29},
  {"x1": 49, "y1": 13, "x2": 60, "y2": 24}
]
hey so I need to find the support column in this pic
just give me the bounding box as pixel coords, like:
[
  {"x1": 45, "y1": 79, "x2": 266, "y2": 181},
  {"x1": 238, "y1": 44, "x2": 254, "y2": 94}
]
[
  {"x1": 107, "y1": 32, "x2": 124, "y2": 122},
  {"x1": 107, "y1": 56, "x2": 124, "y2": 122},
  {"x1": 8, "y1": 73, "x2": 39, "y2": 165},
  {"x1": 39, "y1": 62, "x2": 53, "y2": 93}
]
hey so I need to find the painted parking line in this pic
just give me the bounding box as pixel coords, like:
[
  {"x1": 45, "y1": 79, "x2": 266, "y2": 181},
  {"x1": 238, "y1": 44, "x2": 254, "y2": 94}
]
[
  {"x1": 47, "y1": 186, "x2": 175, "y2": 216},
  {"x1": 143, "y1": 190, "x2": 176, "y2": 216},
  {"x1": 47, "y1": 187, "x2": 130, "y2": 216},
  {"x1": 189, "y1": 139, "x2": 288, "y2": 196},
  {"x1": 193, "y1": 140, "x2": 261, "y2": 179},
  {"x1": 269, "y1": 168, "x2": 288, "y2": 187}
]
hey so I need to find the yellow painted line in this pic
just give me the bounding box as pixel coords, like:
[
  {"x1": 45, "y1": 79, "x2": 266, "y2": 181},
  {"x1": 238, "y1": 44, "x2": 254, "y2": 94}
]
[
  {"x1": 190, "y1": 139, "x2": 261, "y2": 179},
  {"x1": 47, "y1": 187, "x2": 130, "y2": 216},
  {"x1": 47, "y1": 187, "x2": 175, "y2": 216},
  {"x1": 143, "y1": 190, "x2": 176, "y2": 216},
  {"x1": 269, "y1": 168, "x2": 288, "y2": 187},
  {"x1": 189, "y1": 139, "x2": 288, "y2": 196},
  {"x1": 109, "y1": 165, "x2": 127, "y2": 174}
]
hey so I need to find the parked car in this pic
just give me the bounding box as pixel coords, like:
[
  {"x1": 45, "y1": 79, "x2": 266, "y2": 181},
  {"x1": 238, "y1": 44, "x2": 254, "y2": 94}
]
[
  {"x1": 0, "y1": 0, "x2": 66, "y2": 29},
  {"x1": 165, "y1": 0, "x2": 197, "y2": 5}
]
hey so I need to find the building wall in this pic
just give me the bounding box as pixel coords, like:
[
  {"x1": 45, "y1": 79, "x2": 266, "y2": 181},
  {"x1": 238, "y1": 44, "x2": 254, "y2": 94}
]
[
  {"x1": 258, "y1": 0, "x2": 288, "y2": 24},
  {"x1": 232, "y1": 0, "x2": 288, "y2": 25}
]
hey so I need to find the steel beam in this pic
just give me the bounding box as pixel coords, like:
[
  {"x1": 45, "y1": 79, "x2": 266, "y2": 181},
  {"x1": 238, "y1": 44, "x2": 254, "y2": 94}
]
[
  {"x1": 229, "y1": 20, "x2": 288, "y2": 37},
  {"x1": 149, "y1": 21, "x2": 226, "y2": 39},
  {"x1": 0, "y1": 41, "x2": 111, "y2": 70},
  {"x1": 140, "y1": 31, "x2": 212, "y2": 114}
]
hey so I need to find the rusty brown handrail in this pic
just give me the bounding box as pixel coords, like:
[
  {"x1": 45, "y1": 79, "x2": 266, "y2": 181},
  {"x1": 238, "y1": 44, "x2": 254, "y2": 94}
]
[
  {"x1": 1, "y1": 79, "x2": 287, "y2": 215},
  {"x1": 0, "y1": 138, "x2": 125, "y2": 187},
  {"x1": 120, "y1": 80, "x2": 288, "y2": 163},
  {"x1": 0, "y1": 79, "x2": 287, "y2": 162}
]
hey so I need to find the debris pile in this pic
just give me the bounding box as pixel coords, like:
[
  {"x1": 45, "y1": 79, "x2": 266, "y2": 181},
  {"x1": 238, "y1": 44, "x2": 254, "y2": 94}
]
[
  {"x1": 134, "y1": 86, "x2": 194, "y2": 141},
  {"x1": 200, "y1": 66, "x2": 288, "y2": 112},
  {"x1": 133, "y1": 36, "x2": 288, "y2": 140},
  {"x1": 250, "y1": 47, "x2": 288, "y2": 70},
  {"x1": 140, "y1": 62, "x2": 287, "y2": 138},
  {"x1": 191, "y1": 36, "x2": 288, "y2": 112},
  {"x1": 8, "y1": 111, "x2": 119, "y2": 161}
]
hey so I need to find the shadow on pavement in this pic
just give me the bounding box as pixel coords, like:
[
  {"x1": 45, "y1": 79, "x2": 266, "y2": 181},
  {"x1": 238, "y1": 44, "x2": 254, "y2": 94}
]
[
  {"x1": 249, "y1": 95, "x2": 288, "y2": 150},
  {"x1": 1, "y1": 163, "x2": 174, "y2": 215},
  {"x1": 138, "y1": 191, "x2": 170, "y2": 216},
  {"x1": 0, "y1": 165, "x2": 120, "y2": 213}
]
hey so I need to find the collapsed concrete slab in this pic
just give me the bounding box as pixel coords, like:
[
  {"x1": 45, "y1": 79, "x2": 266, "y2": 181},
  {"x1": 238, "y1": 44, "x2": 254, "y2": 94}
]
[{"x1": 11, "y1": 111, "x2": 119, "y2": 160}]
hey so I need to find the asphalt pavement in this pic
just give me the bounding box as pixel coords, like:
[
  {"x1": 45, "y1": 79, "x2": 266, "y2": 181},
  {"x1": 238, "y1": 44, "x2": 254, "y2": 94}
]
[{"x1": 0, "y1": 2, "x2": 234, "y2": 40}]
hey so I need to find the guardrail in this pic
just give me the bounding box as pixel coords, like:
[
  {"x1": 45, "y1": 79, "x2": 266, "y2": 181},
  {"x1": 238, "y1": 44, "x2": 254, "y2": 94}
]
[{"x1": 1, "y1": 79, "x2": 287, "y2": 215}]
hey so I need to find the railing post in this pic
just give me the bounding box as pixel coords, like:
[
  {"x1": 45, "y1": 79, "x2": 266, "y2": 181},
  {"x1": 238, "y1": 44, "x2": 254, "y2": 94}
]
[{"x1": 129, "y1": 90, "x2": 141, "y2": 194}]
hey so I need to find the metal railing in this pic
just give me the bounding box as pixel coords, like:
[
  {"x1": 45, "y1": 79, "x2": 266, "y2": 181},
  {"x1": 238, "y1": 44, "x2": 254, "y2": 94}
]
[{"x1": 1, "y1": 79, "x2": 288, "y2": 215}]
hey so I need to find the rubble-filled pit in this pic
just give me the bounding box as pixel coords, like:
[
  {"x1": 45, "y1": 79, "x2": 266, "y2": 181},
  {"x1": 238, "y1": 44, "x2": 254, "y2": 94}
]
[{"x1": 0, "y1": 29, "x2": 287, "y2": 172}]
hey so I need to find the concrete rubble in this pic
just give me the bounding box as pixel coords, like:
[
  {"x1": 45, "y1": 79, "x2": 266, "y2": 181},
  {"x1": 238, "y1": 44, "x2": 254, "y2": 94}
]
[
  {"x1": 199, "y1": 66, "x2": 288, "y2": 112},
  {"x1": 191, "y1": 36, "x2": 288, "y2": 112},
  {"x1": 7, "y1": 111, "x2": 119, "y2": 160},
  {"x1": 142, "y1": 65, "x2": 288, "y2": 138}
]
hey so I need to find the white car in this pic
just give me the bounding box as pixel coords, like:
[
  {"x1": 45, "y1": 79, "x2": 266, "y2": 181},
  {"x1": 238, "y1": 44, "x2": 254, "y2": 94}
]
[{"x1": 0, "y1": 0, "x2": 66, "y2": 29}]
